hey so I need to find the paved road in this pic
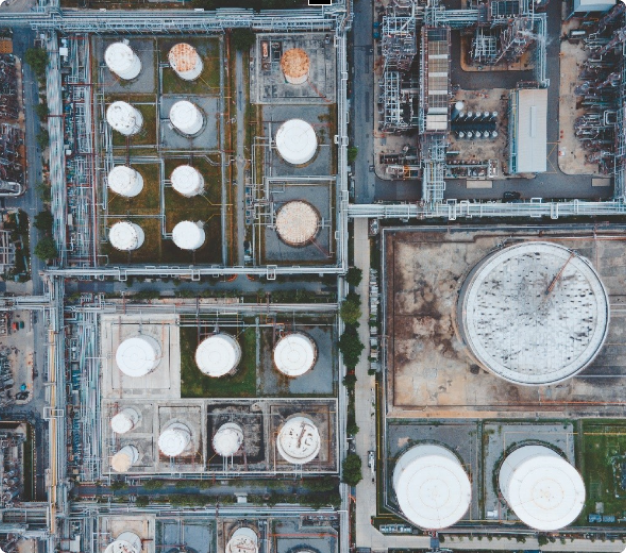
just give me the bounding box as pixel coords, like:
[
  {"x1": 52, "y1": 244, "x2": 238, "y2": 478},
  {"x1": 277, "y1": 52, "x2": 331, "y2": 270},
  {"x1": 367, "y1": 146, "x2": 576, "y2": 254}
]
[{"x1": 235, "y1": 48, "x2": 246, "y2": 265}]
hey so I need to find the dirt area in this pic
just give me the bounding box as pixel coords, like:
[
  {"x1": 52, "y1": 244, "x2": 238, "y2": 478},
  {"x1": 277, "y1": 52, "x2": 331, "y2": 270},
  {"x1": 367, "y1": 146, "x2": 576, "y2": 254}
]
[
  {"x1": 384, "y1": 226, "x2": 626, "y2": 419},
  {"x1": 0, "y1": 310, "x2": 35, "y2": 405},
  {"x1": 558, "y1": 22, "x2": 605, "y2": 177}
]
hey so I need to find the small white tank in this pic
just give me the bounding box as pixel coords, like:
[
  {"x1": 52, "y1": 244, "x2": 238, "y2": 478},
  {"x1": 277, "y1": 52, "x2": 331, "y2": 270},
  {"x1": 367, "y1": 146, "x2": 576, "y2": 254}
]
[
  {"x1": 171, "y1": 165, "x2": 204, "y2": 198},
  {"x1": 172, "y1": 221, "x2": 206, "y2": 251},
  {"x1": 116, "y1": 335, "x2": 162, "y2": 378},
  {"x1": 106, "y1": 101, "x2": 143, "y2": 136},
  {"x1": 108, "y1": 166, "x2": 144, "y2": 198},
  {"x1": 226, "y1": 528, "x2": 258, "y2": 553},
  {"x1": 158, "y1": 422, "x2": 191, "y2": 457},
  {"x1": 195, "y1": 333, "x2": 242, "y2": 377},
  {"x1": 104, "y1": 42, "x2": 142, "y2": 81},
  {"x1": 499, "y1": 445, "x2": 586, "y2": 531},
  {"x1": 111, "y1": 407, "x2": 141, "y2": 435},
  {"x1": 280, "y1": 48, "x2": 310, "y2": 85},
  {"x1": 169, "y1": 100, "x2": 204, "y2": 136},
  {"x1": 273, "y1": 332, "x2": 318, "y2": 377},
  {"x1": 111, "y1": 445, "x2": 139, "y2": 473},
  {"x1": 213, "y1": 422, "x2": 244, "y2": 457},
  {"x1": 104, "y1": 533, "x2": 142, "y2": 553},
  {"x1": 109, "y1": 222, "x2": 145, "y2": 251},
  {"x1": 275, "y1": 119, "x2": 318, "y2": 165},
  {"x1": 276, "y1": 416, "x2": 321, "y2": 465},
  {"x1": 168, "y1": 43, "x2": 203, "y2": 81}
]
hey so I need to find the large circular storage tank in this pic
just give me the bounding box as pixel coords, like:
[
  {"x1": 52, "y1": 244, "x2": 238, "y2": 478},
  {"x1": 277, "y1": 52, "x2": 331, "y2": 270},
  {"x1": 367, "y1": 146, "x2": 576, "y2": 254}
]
[
  {"x1": 106, "y1": 101, "x2": 143, "y2": 136},
  {"x1": 111, "y1": 445, "x2": 139, "y2": 474},
  {"x1": 275, "y1": 119, "x2": 318, "y2": 165},
  {"x1": 226, "y1": 528, "x2": 258, "y2": 553},
  {"x1": 109, "y1": 222, "x2": 145, "y2": 252},
  {"x1": 108, "y1": 166, "x2": 144, "y2": 198},
  {"x1": 172, "y1": 221, "x2": 205, "y2": 251},
  {"x1": 104, "y1": 42, "x2": 142, "y2": 81},
  {"x1": 116, "y1": 335, "x2": 162, "y2": 378},
  {"x1": 273, "y1": 332, "x2": 318, "y2": 377},
  {"x1": 393, "y1": 444, "x2": 471, "y2": 530},
  {"x1": 195, "y1": 333, "x2": 241, "y2": 377},
  {"x1": 275, "y1": 201, "x2": 320, "y2": 247},
  {"x1": 171, "y1": 165, "x2": 204, "y2": 198},
  {"x1": 280, "y1": 48, "x2": 310, "y2": 85},
  {"x1": 276, "y1": 416, "x2": 321, "y2": 465},
  {"x1": 169, "y1": 100, "x2": 204, "y2": 136},
  {"x1": 499, "y1": 445, "x2": 585, "y2": 531},
  {"x1": 168, "y1": 43, "x2": 203, "y2": 81},
  {"x1": 111, "y1": 407, "x2": 141, "y2": 435},
  {"x1": 213, "y1": 422, "x2": 244, "y2": 457},
  {"x1": 158, "y1": 422, "x2": 191, "y2": 457},
  {"x1": 457, "y1": 242, "x2": 609, "y2": 386},
  {"x1": 104, "y1": 533, "x2": 142, "y2": 553}
]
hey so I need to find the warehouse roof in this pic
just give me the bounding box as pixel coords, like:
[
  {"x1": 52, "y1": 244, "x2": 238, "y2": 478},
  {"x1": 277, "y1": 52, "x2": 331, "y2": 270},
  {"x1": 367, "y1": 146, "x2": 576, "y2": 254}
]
[
  {"x1": 573, "y1": 0, "x2": 615, "y2": 12},
  {"x1": 511, "y1": 88, "x2": 547, "y2": 174}
]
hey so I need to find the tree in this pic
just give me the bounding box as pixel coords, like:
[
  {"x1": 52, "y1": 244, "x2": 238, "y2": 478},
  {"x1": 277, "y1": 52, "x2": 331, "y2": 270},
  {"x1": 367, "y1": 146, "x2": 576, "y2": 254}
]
[
  {"x1": 25, "y1": 48, "x2": 48, "y2": 78},
  {"x1": 135, "y1": 496, "x2": 149, "y2": 507},
  {"x1": 339, "y1": 326, "x2": 364, "y2": 368},
  {"x1": 347, "y1": 146, "x2": 358, "y2": 164},
  {"x1": 342, "y1": 372, "x2": 357, "y2": 388},
  {"x1": 341, "y1": 453, "x2": 362, "y2": 487},
  {"x1": 346, "y1": 267, "x2": 363, "y2": 288},
  {"x1": 35, "y1": 103, "x2": 49, "y2": 122},
  {"x1": 346, "y1": 418, "x2": 359, "y2": 436},
  {"x1": 34, "y1": 236, "x2": 57, "y2": 260},
  {"x1": 232, "y1": 29, "x2": 256, "y2": 52},
  {"x1": 34, "y1": 210, "x2": 53, "y2": 233},
  {"x1": 142, "y1": 479, "x2": 165, "y2": 490},
  {"x1": 340, "y1": 293, "x2": 361, "y2": 325},
  {"x1": 36, "y1": 129, "x2": 49, "y2": 150}
]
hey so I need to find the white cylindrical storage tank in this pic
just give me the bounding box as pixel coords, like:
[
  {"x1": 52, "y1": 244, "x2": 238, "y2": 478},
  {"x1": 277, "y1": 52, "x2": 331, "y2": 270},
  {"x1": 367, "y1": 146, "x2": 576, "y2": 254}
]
[
  {"x1": 275, "y1": 119, "x2": 318, "y2": 165},
  {"x1": 457, "y1": 242, "x2": 610, "y2": 386},
  {"x1": 104, "y1": 533, "x2": 142, "y2": 553},
  {"x1": 499, "y1": 445, "x2": 585, "y2": 531},
  {"x1": 109, "y1": 222, "x2": 145, "y2": 252},
  {"x1": 275, "y1": 200, "x2": 320, "y2": 247},
  {"x1": 111, "y1": 407, "x2": 141, "y2": 435},
  {"x1": 226, "y1": 528, "x2": 258, "y2": 553},
  {"x1": 106, "y1": 101, "x2": 143, "y2": 136},
  {"x1": 213, "y1": 422, "x2": 244, "y2": 457},
  {"x1": 280, "y1": 48, "x2": 310, "y2": 85},
  {"x1": 170, "y1": 165, "x2": 204, "y2": 198},
  {"x1": 169, "y1": 100, "x2": 204, "y2": 136},
  {"x1": 158, "y1": 422, "x2": 192, "y2": 457},
  {"x1": 168, "y1": 43, "x2": 203, "y2": 81},
  {"x1": 104, "y1": 42, "x2": 142, "y2": 81},
  {"x1": 393, "y1": 444, "x2": 471, "y2": 530},
  {"x1": 110, "y1": 445, "x2": 139, "y2": 474},
  {"x1": 195, "y1": 333, "x2": 241, "y2": 377},
  {"x1": 273, "y1": 332, "x2": 318, "y2": 377},
  {"x1": 172, "y1": 220, "x2": 206, "y2": 251},
  {"x1": 116, "y1": 335, "x2": 162, "y2": 378},
  {"x1": 108, "y1": 165, "x2": 144, "y2": 198},
  {"x1": 276, "y1": 416, "x2": 321, "y2": 465}
]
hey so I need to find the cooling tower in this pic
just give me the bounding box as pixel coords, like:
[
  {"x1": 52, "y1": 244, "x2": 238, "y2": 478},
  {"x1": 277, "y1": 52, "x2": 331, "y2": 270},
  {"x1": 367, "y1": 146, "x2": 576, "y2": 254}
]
[
  {"x1": 393, "y1": 444, "x2": 472, "y2": 530},
  {"x1": 276, "y1": 416, "x2": 321, "y2": 465},
  {"x1": 275, "y1": 119, "x2": 318, "y2": 165},
  {"x1": 169, "y1": 100, "x2": 204, "y2": 136},
  {"x1": 273, "y1": 332, "x2": 318, "y2": 377},
  {"x1": 213, "y1": 422, "x2": 244, "y2": 457},
  {"x1": 168, "y1": 43, "x2": 203, "y2": 81},
  {"x1": 158, "y1": 422, "x2": 191, "y2": 457},
  {"x1": 108, "y1": 165, "x2": 144, "y2": 198},
  {"x1": 275, "y1": 200, "x2": 320, "y2": 247},
  {"x1": 104, "y1": 42, "x2": 142, "y2": 81},
  {"x1": 111, "y1": 407, "x2": 141, "y2": 435},
  {"x1": 116, "y1": 335, "x2": 162, "y2": 378},
  {"x1": 499, "y1": 445, "x2": 585, "y2": 531},
  {"x1": 106, "y1": 101, "x2": 143, "y2": 136},
  {"x1": 108, "y1": 222, "x2": 145, "y2": 251},
  {"x1": 170, "y1": 165, "x2": 204, "y2": 198},
  {"x1": 226, "y1": 528, "x2": 258, "y2": 553},
  {"x1": 195, "y1": 333, "x2": 241, "y2": 377},
  {"x1": 111, "y1": 445, "x2": 139, "y2": 474},
  {"x1": 280, "y1": 48, "x2": 310, "y2": 85},
  {"x1": 172, "y1": 221, "x2": 205, "y2": 251}
]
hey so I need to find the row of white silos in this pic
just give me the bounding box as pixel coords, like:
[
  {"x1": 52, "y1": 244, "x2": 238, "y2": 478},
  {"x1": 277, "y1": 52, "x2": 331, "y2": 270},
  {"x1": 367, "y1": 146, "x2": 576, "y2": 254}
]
[
  {"x1": 393, "y1": 443, "x2": 585, "y2": 532},
  {"x1": 108, "y1": 220, "x2": 205, "y2": 253}
]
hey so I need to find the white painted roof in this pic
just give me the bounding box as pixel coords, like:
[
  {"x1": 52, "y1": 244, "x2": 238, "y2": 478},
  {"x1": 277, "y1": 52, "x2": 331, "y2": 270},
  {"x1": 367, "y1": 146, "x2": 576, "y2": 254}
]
[
  {"x1": 116, "y1": 335, "x2": 162, "y2": 378},
  {"x1": 393, "y1": 444, "x2": 471, "y2": 530},
  {"x1": 172, "y1": 221, "x2": 206, "y2": 250},
  {"x1": 275, "y1": 119, "x2": 318, "y2": 165},
  {"x1": 109, "y1": 222, "x2": 145, "y2": 251},
  {"x1": 158, "y1": 422, "x2": 191, "y2": 457},
  {"x1": 273, "y1": 332, "x2": 317, "y2": 377},
  {"x1": 110, "y1": 446, "x2": 139, "y2": 474},
  {"x1": 276, "y1": 416, "x2": 321, "y2": 465},
  {"x1": 499, "y1": 446, "x2": 585, "y2": 531},
  {"x1": 171, "y1": 165, "x2": 204, "y2": 197},
  {"x1": 458, "y1": 242, "x2": 609, "y2": 385},
  {"x1": 511, "y1": 88, "x2": 548, "y2": 173},
  {"x1": 110, "y1": 408, "x2": 140, "y2": 435},
  {"x1": 168, "y1": 43, "x2": 203, "y2": 81},
  {"x1": 106, "y1": 101, "x2": 143, "y2": 136},
  {"x1": 573, "y1": 0, "x2": 615, "y2": 11},
  {"x1": 213, "y1": 422, "x2": 244, "y2": 456},
  {"x1": 169, "y1": 100, "x2": 204, "y2": 136},
  {"x1": 104, "y1": 533, "x2": 141, "y2": 553},
  {"x1": 195, "y1": 333, "x2": 241, "y2": 377},
  {"x1": 226, "y1": 528, "x2": 258, "y2": 553},
  {"x1": 104, "y1": 42, "x2": 142, "y2": 81},
  {"x1": 108, "y1": 166, "x2": 144, "y2": 198},
  {"x1": 275, "y1": 201, "x2": 320, "y2": 247}
]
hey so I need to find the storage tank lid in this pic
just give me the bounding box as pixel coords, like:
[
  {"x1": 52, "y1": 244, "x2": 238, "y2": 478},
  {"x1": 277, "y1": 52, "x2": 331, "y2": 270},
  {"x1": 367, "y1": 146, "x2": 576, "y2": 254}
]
[
  {"x1": 106, "y1": 101, "x2": 142, "y2": 135},
  {"x1": 110, "y1": 410, "x2": 138, "y2": 434},
  {"x1": 104, "y1": 533, "x2": 141, "y2": 553},
  {"x1": 170, "y1": 101, "x2": 202, "y2": 129},
  {"x1": 105, "y1": 42, "x2": 137, "y2": 73},
  {"x1": 109, "y1": 221, "x2": 143, "y2": 251},
  {"x1": 108, "y1": 166, "x2": 143, "y2": 198},
  {"x1": 226, "y1": 528, "x2": 258, "y2": 553},
  {"x1": 172, "y1": 221, "x2": 205, "y2": 250},
  {"x1": 116, "y1": 335, "x2": 161, "y2": 377},
  {"x1": 273, "y1": 332, "x2": 317, "y2": 376},
  {"x1": 195, "y1": 333, "x2": 241, "y2": 377},
  {"x1": 275, "y1": 119, "x2": 318, "y2": 165},
  {"x1": 213, "y1": 422, "x2": 244, "y2": 456},
  {"x1": 276, "y1": 416, "x2": 321, "y2": 465},
  {"x1": 280, "y1": 48, "x2": 310, "y2": 80},
  {"x1": 171, "y1": 165, "x2": 204, "y2": 197},
  {"x1": 158, "y1": 423, "x2": 191, "y2": 457},
  {"x1": 169, "y1": 43, "x2": 201, "y2": 73},
  {"x1": 275, "y1": 201, "x2": 320, "y2": 247},
  {"x1": 110, "y1": 447, "x2": 138, "y2": 474}
]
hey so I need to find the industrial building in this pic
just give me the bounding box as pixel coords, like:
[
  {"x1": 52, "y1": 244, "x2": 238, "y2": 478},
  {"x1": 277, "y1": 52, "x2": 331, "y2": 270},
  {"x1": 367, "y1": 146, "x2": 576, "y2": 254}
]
[{"x1": 508, "y1": 89, "x2": 548, "y2": 174}]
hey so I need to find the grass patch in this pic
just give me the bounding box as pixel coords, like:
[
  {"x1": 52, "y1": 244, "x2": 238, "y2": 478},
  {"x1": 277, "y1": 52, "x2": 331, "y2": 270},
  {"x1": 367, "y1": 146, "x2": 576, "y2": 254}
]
[
  {"x1": 108, "y1": 98, "x2": 157, "y2": 147},
  {"x1": 579, "y1": 420, "x2": 626, "y2": 524},
  {"x1": 180, "y1": 326, "x2": 256, "y2": 398},
  {"x1": 107, "y1": 163, "x2": 161, "y2": 215},
  {"x1": 160, "y1": 37, "x2": 221, "y2": 96}
]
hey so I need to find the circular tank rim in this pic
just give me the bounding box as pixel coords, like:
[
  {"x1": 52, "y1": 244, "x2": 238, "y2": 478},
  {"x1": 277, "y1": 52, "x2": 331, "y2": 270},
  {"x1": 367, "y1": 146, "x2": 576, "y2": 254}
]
[
  {"x1": 195, "y1": 333, "x2": 242, "y2": 377},
  {"x1": 276, "y1": 415, "x2": 321, "y2": 465},
  {"x1": 275, "y1": 119, "x2": 318, "y2": 166},
  {"x1": 273, "y1": 332, "x2": 318, "y2": 377}
]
